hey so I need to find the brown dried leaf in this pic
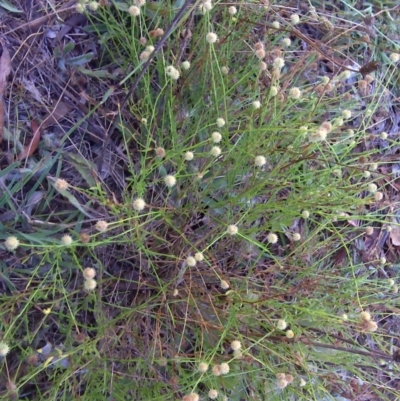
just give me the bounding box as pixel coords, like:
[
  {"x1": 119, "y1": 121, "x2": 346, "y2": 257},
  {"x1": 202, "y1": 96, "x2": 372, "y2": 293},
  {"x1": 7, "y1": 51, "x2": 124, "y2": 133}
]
[
  {"x1": 41, "y1": 101, "x2": 72, "y2": 129},
  {"x1": 18, "y1": 120, "x2": 41, "y2": 160},
  {"x1": 390, "y1": 226, "x2": 400, "y2": 246},
  {"x1": 0, "y1": 42, "x2": 12, "y2": 144}
]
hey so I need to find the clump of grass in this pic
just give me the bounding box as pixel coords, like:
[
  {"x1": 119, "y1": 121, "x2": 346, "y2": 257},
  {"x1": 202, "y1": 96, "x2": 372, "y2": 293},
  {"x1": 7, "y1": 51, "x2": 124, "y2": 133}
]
[{"x1": 1, "y1": 1, "x2": 399, "y2": 400}]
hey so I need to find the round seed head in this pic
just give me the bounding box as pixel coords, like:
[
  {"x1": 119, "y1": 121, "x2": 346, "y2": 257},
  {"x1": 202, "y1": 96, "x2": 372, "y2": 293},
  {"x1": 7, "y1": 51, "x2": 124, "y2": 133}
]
[
  {"x1": 216, "y1": 118, "x2": 225, "y2": 127},
  {"x1": 186, "y1": 256, "x2": 196, "y2": 267},
  {"x1": 198, "y1": 362, "x2": 209, "y2": 373},
  {"x1": 290, "y1": 13, "x2": 300, "y2": 24},
  {"x1": 220, "y1": 280, "x2": 230, "y2": 290},
  {"x1": 95, "y1": 220, "x2": 108, "y2": 232},
  {"x1": 211, "y1": 132, "x2": 222, "y2": 143},
  {"x1": 0, "y1": 342, "x2": 10, "y2": 357},
  {"x1": 210, "y1": 146, "x2": 222, "y2": 157},
  {"x1": 231, "y1": 340, "x2": 241, "y2": 351},
  {"x1": 133, "y1": 197, "x2": 146, "y2": 211},
  {"x1": 61, "y1": 235, "x2": 73, "y2": 246},
  {"x1": 277, "y1": 319, "x2": 287, "y2": 330},
  {"x1": 84, "y1": 278, "x2": 97, "y2": 291},
  {"x1": 164, "y1": 175, "x2": 177, "y2": 187},
  {"x1": 194, "y1": 252, "x2": 204, "y2": 262},
  {"x1": 128, "y1": 5, "x2": 140, "y2": 16},
  {"x1": 286, "y1": 330, "x2": 295, "y2": 338},
  {"x1": 220, "y1": 362, "x2": 230, "y2": 374},
  {"x1": 212, "y1": 364, "x2": 222, "y2": 376},
  {"x1": 267, "y1": 233, "x2": 278, "y2": 244},
  {"x1": 252, "y1": 100, "x2": 261, "y2": 109},
  {"x1": 54, "y1": 178, "x2": 69, "y2": 191},
  {"x1": 289, "y1": 87, "x2": 301, "y2": 99},
  {"x1": 181, "y1": 61, "x2": 191, "y2": 70},
  {"x1": 228, "y1": 6, "x2": 237, "y2": 15},
  {"x1": 208, "y1": 389, "x2": 218, "y2": 399},
  {"x1": 227, "y1": 224, "x2": 238, "y2": 235},
  {"x1": 88, "y1": 1, "x2": 99, "y2": 11},
  {"x1": 5, "y1": 236, "x2": 20, "y2": 251},
  {"x1": 206, "y1": 32, "x2": 218, "y2": 44},
  {"x1": 83, "y1": 267, "x2": 96, "y2": 280},
  {"x1": 184, "y1": 151, "x2": 194, "y2": 161},
  {"x1": 254, "y1": 155, "x2": 266, "y2": 167}
]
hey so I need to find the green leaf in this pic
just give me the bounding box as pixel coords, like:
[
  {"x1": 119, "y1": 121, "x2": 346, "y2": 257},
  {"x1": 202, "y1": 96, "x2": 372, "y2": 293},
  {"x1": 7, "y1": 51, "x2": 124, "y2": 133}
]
[
  {"x1": 64, "y1": 152, "x2": 97, "y2": 187},
  {"x1": 66, "y1": 52, "x2": 95, "y2": 67},
  {"x1": 0, "y1": 0, "x2": 22, "y2": 13},
  {"x1": 77, "y1": 67, "x2": 118, "y2": 80}
]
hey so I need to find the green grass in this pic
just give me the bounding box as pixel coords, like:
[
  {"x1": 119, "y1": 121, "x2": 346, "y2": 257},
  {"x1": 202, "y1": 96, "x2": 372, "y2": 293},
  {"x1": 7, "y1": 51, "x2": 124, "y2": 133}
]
[{"x1": 1, "y1": 0, "x2": 400, "y2": 400}]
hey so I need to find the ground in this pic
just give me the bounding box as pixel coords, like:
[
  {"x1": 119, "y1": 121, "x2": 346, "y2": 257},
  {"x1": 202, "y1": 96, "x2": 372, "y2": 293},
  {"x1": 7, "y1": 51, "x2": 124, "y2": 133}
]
[{"x1": 0, "y1": 0, "x2": 400, "y2": 400}]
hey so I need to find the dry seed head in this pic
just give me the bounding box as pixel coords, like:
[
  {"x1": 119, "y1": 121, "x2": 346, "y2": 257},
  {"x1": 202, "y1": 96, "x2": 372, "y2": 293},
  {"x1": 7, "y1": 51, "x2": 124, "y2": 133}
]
[
  {"x1": 88, "y1": 1, "x2": 99, "y2": 11},
  {"x1": 273, "y1": 57, "x2": 285, "y2": 69},
  {"x1": 208, "y1": 389, "x2": 218, "y2": 399},
  {"x1": 255, "y1": 48, "x2": 266, "y2": 59},
  {"x1": 181, "y1": 60, "x2": 191, "y2": 70},
  {"x1": 374, "y1": 191, "x2": 383, "y2": 201},
  {"x1": 164, "y1": 175, "x2": 177, "y2": 187},
  {"x1": 368, "y1": 183, "x2": 377, "y2": 193},
  {"x1": 140, "y1": 51, "x2": 151, "y2": 61},
  {"x1": 301, "y1": 210, "x2": 310, "y2": 219},
  {"x1": 61, "y1": 235, "x2": 73, "y2": 246},
  {"x1": 231, "y1": 340, "x2": 242, "y2": 351},
  {"x1": 83, "y1": 267, "x2": 96, "y2": 280},
  {"x1": 360, "y1": 311, "x2": 371, "y2": 321},
  {"x1": 76, "y1": 3, "x2": 85, "y2": 12},
  {"x1": 267, "y1": 233, "x2": 278, "y2": 244},
  {"x1": 210, "y1": 146, "x2": 222, "y2": 157},
  {"x1": 206, "y1": 32, "x2": 218, "y2": 44},
  {"x1": 321, "y1": 121, "x2": 332, "y2": 132},
  {"x1": 80, "y1": 232, "x2": 90, "y2": 243},
  {"x1": 212, "y1": 364, "x2": 222, "y2": 376},
  {"x1": 277, "y1": 319, "x2": 287, "y2": 330},
  {"x1": 194, "y1": 252, "x2": 204, "y2": 262},
  {"x1": 0, "y1": 342, "x2": 10, "y2": 357},
  {"x1": 259, "y1": 61, "x2": 267, "y2": 71},
  {"x1": 270, "y1": 86, "x2": 278, "y2": 96},
  {"x1": 184, "y1": 151, "x2": 194, "y2": 161},
  {"x1": 285, "y1": 374, "x2": 294, "y2": 384},
  {"x1": 155, "y1": 147, "x2": 166, "y2": 158},
  {"x1": 228, "y1": 6, "x2": 237, "y2": 15},
  {"x1": 289, "y1": 88, "x2": 301, "y2": 99},
  {"x1": 254, "y1": 155, "x2": 266, "y2": 167},
  {"x1": 199, "y1": 1, "x2": 212, "y2": 13},
  {"x1": 227, "y1": 224, "x2": 238, "y2": 235},
  {"x1": 166, "y1": 66, "x2": 180, "y2": 80},
  {"x1": 292, "y1": 233, "x2": 301, "y2": 241},
  {"x1": 186, "y1": 256, "x2": 197, "y2": 267},
  {"x1": 220, "y1": 362, "x2": 230, "y2": 374},
  {"x1": 128, "y1": 5, "x2": 140, "y2": 16},
  {"x1": 55, "y1": 178, "x2": 69, "y2": 191},
  {"x1": 286, "y1": 330, "x2": 294, "y2": 338},
  {"x1": 272, "y1": 21, "x2": 280, "y2": 29},
  {"x1": 342, "y1": 110, "x2": 352, "y2": 119},
  {"x1": 211, "y1": 132, "x2": 222, "y2": 143},
  {"x1": 390, "y1": 52, "x2": 400, "y2": 63},
  {"x1": 84, "y1": 278, "x2": 97, "y2": 291},
  {"x1": 290, "y1": 13, "x2": 300, "y2": 24},
  {"x1": 198, "y1": 362, "x2": 209, "y2": 373},
  {"x1": 254, "y1": 42, "x2": 264, "y2": 51},
  {"x1": 281, "y1": 37, "x2": 291, "y2": 47},
  {"x1": 276, "y1": 378, "x2": 288, "y2": 389},
  {"x1": 216, "y1": 117, "x2": 225, "y2": 127},
  {"x1": 220, "y1": 280, "x2": 230, "y2": 290},
  {"x1": 149, "y1": 28, "x2": 164, "y2": 38},
  {"x1": 5, "y1": 236, "x2": 20, "y2": 251},
  {"x1": 133, "y1": 197, "x2": 146, "y2": 211},
  {"x1": 221, "y1": 66, "x2": 229, "y2": 75},
  {"x1": 363, "y1": 320, "x2": 378, "y2": 332},
  {"x1": 272, "y1": 67, "x2": 281, "y2": 80},
  {"x1": 95, "y1": 220, "x2": 108, "y2": 232},
  {"x1": 182, "y1": 393, "x2": 199, "y2": 401}
]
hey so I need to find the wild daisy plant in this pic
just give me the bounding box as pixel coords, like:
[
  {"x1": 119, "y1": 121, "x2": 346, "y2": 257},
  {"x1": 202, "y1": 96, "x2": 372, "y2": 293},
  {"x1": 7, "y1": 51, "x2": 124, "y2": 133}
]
[{"x1": 2, "y1": 1, "x2": 400, "y2": 400}]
